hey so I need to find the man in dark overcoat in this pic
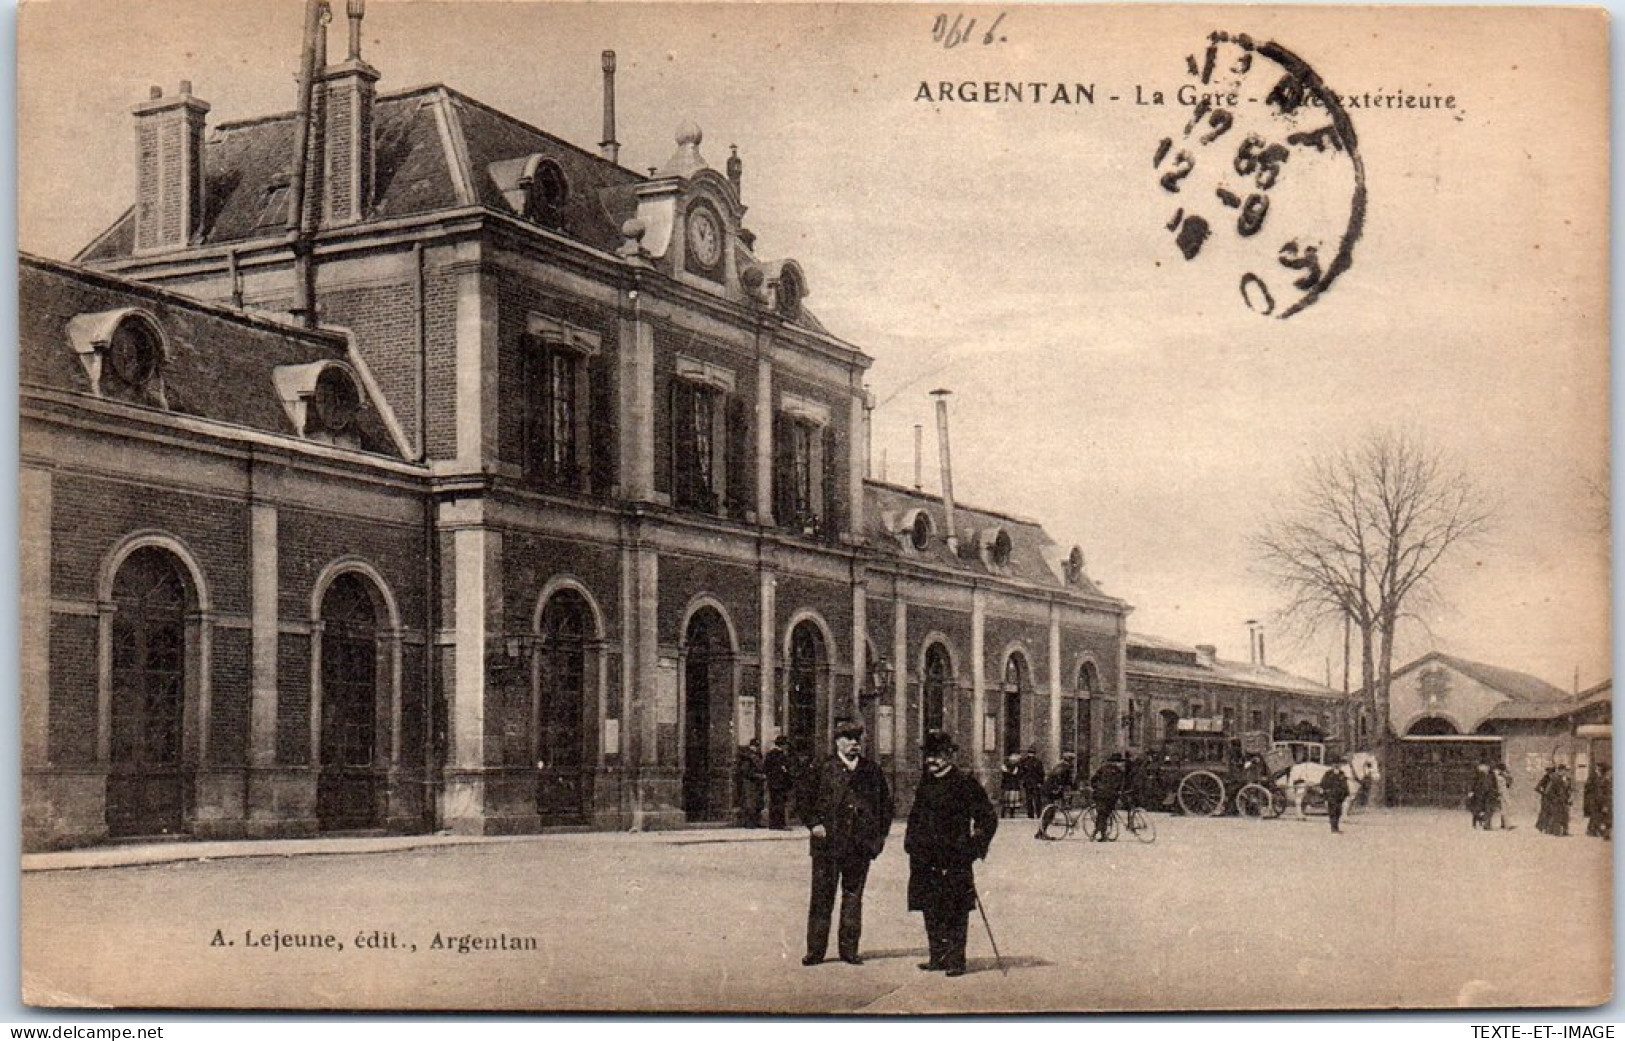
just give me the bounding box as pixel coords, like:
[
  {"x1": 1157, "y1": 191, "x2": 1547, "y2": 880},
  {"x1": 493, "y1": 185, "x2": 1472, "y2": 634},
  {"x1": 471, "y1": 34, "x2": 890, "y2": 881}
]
[
  {"x1": 735, "y1": 739, "x2": 765, "y2": 828},
  {"x1": 801, "y1": 719, "x2": 893, "y2": 966},
  {"x1": 1089, "y1": 754, "x2": 1126, "y2": 841},
  {"x1": 764, "y1": 735, "x2": 794, "y2": 830},
  {"x1": 1017, "y1": 746, "x2": 1046, "y2": 819},
  {"x1": 906, "y1": 728, "x2": 998, "y2": 977},
  {"x1": 1320, "y1": 760, "x2": 1351, "y2": 833}
]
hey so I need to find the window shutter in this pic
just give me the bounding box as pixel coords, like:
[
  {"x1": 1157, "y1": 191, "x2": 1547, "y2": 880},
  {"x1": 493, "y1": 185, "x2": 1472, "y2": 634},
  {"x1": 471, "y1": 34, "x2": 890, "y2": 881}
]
[
  {"x1": 589, "y1": 353, "x2": 614, "y2": 494},
  {"x1": 537, "y1": 340, "x2": 555, "y2": 482},
  {"x1": 772, "y1": 412, "x2": 793, "y2": 527},
  {"x1": 725, "y1": 395, "x2": 750, "y2": 519},
  {"x1": 820, "y1": 424, "x2": 839, "y2": 541},
  {"x1": 673, "y1": 382, "x2": 696, "y2": 508}
]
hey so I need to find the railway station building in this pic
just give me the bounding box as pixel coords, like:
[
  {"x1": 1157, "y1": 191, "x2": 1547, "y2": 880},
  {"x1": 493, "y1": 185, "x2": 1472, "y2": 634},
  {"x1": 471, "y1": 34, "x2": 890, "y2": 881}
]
[
  {"x1": 1384, "y1": 653, "x2": 1612, "y2": 811},
  {"x1": 21, "y1": 10, "x2": 1132, "y2": 850},
  {"x1": 1122, "y1": 633, "x2": 1349, "y2": 764}
]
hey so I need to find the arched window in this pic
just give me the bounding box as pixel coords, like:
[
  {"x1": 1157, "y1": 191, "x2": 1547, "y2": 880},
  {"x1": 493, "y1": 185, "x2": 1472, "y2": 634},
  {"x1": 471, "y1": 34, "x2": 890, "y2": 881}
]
[
  {"x1": 319, "y1": 572, "x2": 382, "y2": 830},
  {"x1": 1002, "y1": 652, "x2": 1027, "y2": 756},
  {"x1": 108, "y1": 546, "x2": 190, "y2": 837},
  {"x1": 787, "y1": 621, "x2": 825, "y2": 757},
  {"x1": 923, "y1": 642, "x2": 952, "y2": 734},
  {"x1": 539, "y1": 590, "x2": 589, "y2": 774},
  {"x1": 683, "y1": 607, "x2": 732, "y2": 821}
]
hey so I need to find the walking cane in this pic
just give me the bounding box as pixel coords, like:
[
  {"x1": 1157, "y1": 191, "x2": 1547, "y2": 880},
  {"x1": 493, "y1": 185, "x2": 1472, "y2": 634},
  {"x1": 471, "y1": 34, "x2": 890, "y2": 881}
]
[{"x1": 974, "y1": 893, "x2": 1008, "y2": 976}]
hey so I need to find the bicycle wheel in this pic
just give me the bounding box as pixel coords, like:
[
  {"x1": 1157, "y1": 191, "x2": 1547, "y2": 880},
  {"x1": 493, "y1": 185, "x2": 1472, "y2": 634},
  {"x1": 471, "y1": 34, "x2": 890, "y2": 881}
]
[
  {"x1": 1127, "y1": 807, "x2": 1156, "y2": 843},
  {"x1": 1038, "y1": 803, "x2": 1070, "y2": 840},
  {"x1": 1092, "y1": 809, "x2": 1121, "y2": 842}
]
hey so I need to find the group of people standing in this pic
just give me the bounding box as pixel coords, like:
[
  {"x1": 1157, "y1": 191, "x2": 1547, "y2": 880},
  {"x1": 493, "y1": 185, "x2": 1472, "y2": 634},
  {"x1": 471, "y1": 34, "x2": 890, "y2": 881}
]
[
  {"x1": 734, "y1": 735, "x2": 800, "y2": 830},
  {"x1": 1467, "y1": 759, "x2": 1613, "y2": 840},
  {"x1": 795, "y1": 720, "x2": 998, "y2": 978},
  {"x1": 998, "y1": 748, "x2": 1047, "y2": 819},
  {"x1": 1466, "y1": 762, "x2": 1514, "y2": 831},
  {"x1": 1533, "y1": 761, "x2": 1612, "y2": 839}
]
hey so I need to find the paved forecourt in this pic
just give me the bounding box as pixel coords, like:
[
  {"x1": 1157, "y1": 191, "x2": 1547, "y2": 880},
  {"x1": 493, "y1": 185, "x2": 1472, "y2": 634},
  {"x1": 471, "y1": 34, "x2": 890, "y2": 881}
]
[{"x1": 20, "y1": 808, "x2": 1611, "y2": 1012}]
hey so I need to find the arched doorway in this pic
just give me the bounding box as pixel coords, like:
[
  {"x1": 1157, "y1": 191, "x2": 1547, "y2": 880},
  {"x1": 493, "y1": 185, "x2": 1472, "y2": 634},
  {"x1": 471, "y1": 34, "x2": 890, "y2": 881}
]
[
  {"x1": 1002, "y1": 653, "x2": 1027, "y2": 757},
  {"x1": 923, "y1": 642, "x2": 952, "y2": 737},
  {"x1": 786, "y1": 620, "x2": 826, "y2": 762},
  {"x1": 683, "y1": 607, "x2": 734, "y2": 821},
  {"x1": 537, "y1": 589, "x2": 591, "y2": 825},
  {"x1": 1076, "y1": 661, "x2": 1099, "y2": 778},
  {"x1": 108, "y1": 546, "x2": 191, "y2": 838},
  {"x1": 318, "y1": 572, "x2": 384, "y2": 831}
]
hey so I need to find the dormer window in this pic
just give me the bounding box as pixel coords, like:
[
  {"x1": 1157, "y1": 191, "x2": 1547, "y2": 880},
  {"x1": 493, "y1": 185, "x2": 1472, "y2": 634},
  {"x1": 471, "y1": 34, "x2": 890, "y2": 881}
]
[
  {"x1": 523, "y1": 157, "x2": 569, "y2": 228},
  {"x1": 66, "y1": 308, "x2": 170, "y2": 408},
  {"x1": 105, "y1": 318, "x2": 162, "y2": 391},
  {"x1": 775, "y1": 266, "x2": 804, "y2": 320},
  {"x1": 308, "y1": 367, "x2": 360, "y2": 443},
  {"x1": 978, "y1": 526, "x2": 1013, "y2": 572},
  {"x1": 897, "y1": 507, "x2": 934, "y2": 552},
  {"x1": 272, "y1": 360, "x2": 365, "y2": 449}
]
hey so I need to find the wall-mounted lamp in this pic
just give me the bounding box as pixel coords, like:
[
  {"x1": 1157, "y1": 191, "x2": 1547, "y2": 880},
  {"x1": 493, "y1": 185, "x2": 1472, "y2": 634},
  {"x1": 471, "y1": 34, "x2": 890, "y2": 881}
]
[{"x1": 862, "y1": 656, "x2": 893, "y2": 702}]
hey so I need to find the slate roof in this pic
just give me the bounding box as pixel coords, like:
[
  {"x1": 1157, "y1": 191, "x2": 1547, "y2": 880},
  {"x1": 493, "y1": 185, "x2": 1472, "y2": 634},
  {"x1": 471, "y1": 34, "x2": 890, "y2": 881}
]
[
  {"x1": 1390, "y1": 652, "x2": 1571, "y2": 704},
  {"x1": 22, "y1": 253, "x2": 400, "y2": 458},
  {"x1": 862, "y1": 479, "x2": 1118, "y2": 601},
  {"x1": 79, "y1": 85, "x2": 644, "y2": 263},
  {"x1": 1126, "y1": 633, "x2": 1341, "y2": 699},
  {"x1": 1481, "y1": 678, "x2": 1612, "y2": 724}
]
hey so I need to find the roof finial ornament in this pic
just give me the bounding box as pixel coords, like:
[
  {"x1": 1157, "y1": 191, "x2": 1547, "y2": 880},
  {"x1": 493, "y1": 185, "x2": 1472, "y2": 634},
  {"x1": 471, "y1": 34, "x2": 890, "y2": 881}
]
[
  {"x1": 657, "y1": 121, "x2": 709, "y2": 179},
  {"x1": 347, "y1": 0, "x2": 365, "y2": 61}
]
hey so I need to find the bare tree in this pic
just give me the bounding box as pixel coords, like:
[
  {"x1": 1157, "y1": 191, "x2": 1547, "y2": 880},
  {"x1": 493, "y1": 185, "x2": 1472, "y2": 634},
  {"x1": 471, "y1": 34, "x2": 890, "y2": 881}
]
[{"x1": 1254, "y1": 428, "x2": 1491, "y2": 800}]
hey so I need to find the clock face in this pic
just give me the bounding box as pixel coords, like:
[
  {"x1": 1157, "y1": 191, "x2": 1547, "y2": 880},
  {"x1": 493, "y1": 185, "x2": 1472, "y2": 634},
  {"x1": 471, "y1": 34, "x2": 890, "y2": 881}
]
[{"x1": 687, "y1": 207, "x2": 723, "y2": 269}]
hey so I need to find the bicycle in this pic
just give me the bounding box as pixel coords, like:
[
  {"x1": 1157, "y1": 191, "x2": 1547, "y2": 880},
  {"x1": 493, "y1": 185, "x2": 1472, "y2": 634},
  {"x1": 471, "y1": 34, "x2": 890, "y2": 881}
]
[{"x1": 1035, "y1": 788, "x2": 1091, "y2": 840}]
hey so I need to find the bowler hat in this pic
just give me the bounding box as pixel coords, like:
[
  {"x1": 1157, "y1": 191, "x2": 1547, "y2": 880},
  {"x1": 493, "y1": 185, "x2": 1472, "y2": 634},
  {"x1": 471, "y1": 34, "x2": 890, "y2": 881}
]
[
  {"x1": 922, "y1": 729, "x2": 957, "y2": 757},
  {"x1": 834, "y1": 718, "x2": 865, "y2": 740}
]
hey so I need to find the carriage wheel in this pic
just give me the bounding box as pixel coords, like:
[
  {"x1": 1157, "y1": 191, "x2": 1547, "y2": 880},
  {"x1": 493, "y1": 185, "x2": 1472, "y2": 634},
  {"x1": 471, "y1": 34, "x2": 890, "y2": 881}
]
[
  {"x1": 1037, "y1": 803, "x2": 1069, "y2": 841},
  {"x1": 1127, "y1": 807, "x2": 1157, "y2": 843},
  {"x1": 1236, "y1": 783, "x2": 1274, "y2": 819},
  {"x1": 1177, "y1": 771, "x2": 1226, "y2": 817}
]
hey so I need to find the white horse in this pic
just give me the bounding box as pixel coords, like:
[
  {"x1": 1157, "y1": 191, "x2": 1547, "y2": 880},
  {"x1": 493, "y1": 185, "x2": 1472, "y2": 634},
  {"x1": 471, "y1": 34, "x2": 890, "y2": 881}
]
[{"x1": 1283, "y1": 752, "x2": 1381, "y2": 818}]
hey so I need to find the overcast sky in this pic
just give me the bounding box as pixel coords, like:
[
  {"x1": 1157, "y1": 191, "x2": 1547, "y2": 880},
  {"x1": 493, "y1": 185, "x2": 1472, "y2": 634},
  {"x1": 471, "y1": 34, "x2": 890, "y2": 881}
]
[{"x1": 18, "y1": 1, "x2": 1612, "y2": 693}]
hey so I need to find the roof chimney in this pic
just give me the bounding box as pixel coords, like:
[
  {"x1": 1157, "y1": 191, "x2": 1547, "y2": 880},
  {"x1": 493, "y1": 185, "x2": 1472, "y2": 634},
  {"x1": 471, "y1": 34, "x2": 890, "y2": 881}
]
[
  {"x1": 131, "y1": 81, "x2": 211, "y2": 254},
  {"x1": 913, "y1": 424, "x2": 923, "y2": 491},
  {"x1": 1195, "y1": 644, "x2": 1218, "y2": 666},
  {"x1": 727, "y1": 145, "x2": 742, "y2": 198},
  {"x1": 931, "y1": 389, "x2": 958, "y2": 555},
  {"x1": 600, "y1": 50, "x2": 620, "y2": 164},
  {"x1": 315, "y1": 0, "x2": 379, "y2": 228}
]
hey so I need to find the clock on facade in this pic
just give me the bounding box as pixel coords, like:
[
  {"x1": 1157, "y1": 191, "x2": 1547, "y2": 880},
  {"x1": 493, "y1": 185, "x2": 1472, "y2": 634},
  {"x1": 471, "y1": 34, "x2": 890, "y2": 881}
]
[{"x1": 686, "y1": 206, "x2": 724, "y2": 270}]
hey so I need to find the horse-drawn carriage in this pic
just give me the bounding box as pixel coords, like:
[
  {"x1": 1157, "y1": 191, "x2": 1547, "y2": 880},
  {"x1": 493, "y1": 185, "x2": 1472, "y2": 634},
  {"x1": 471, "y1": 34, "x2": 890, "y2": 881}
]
[
  {"x1": 1141, "y1": 722, "x2": 1275, "y2": 816},
  {"x1": 1142, "y1": 722, "x2": 1380, "y2": 818}
]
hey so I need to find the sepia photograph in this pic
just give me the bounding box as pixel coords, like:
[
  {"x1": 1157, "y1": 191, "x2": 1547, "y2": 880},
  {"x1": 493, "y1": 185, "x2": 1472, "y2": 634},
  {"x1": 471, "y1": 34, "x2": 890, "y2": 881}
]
[{"x1": 14, "y1": 0, "x2": 1613, "y2": 1014}]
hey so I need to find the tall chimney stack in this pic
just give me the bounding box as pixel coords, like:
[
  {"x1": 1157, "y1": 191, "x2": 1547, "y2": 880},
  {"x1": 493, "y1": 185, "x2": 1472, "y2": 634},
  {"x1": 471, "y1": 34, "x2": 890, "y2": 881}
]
[
  {"x1": 931, "y1": 389, "x2": 958, "y2": 555},
  {"x1": 317, "y1": 0, "x2": 380, "y2": 228},
  {"x1": 600, "y1": 50, "x2": 620, "y2": 164},
  {"x1": 131, "y1": 81, "x2": 211, "y2": 254},
  {"x1": 913, "y1": 424, "x2": 923, "y2": 491}
]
